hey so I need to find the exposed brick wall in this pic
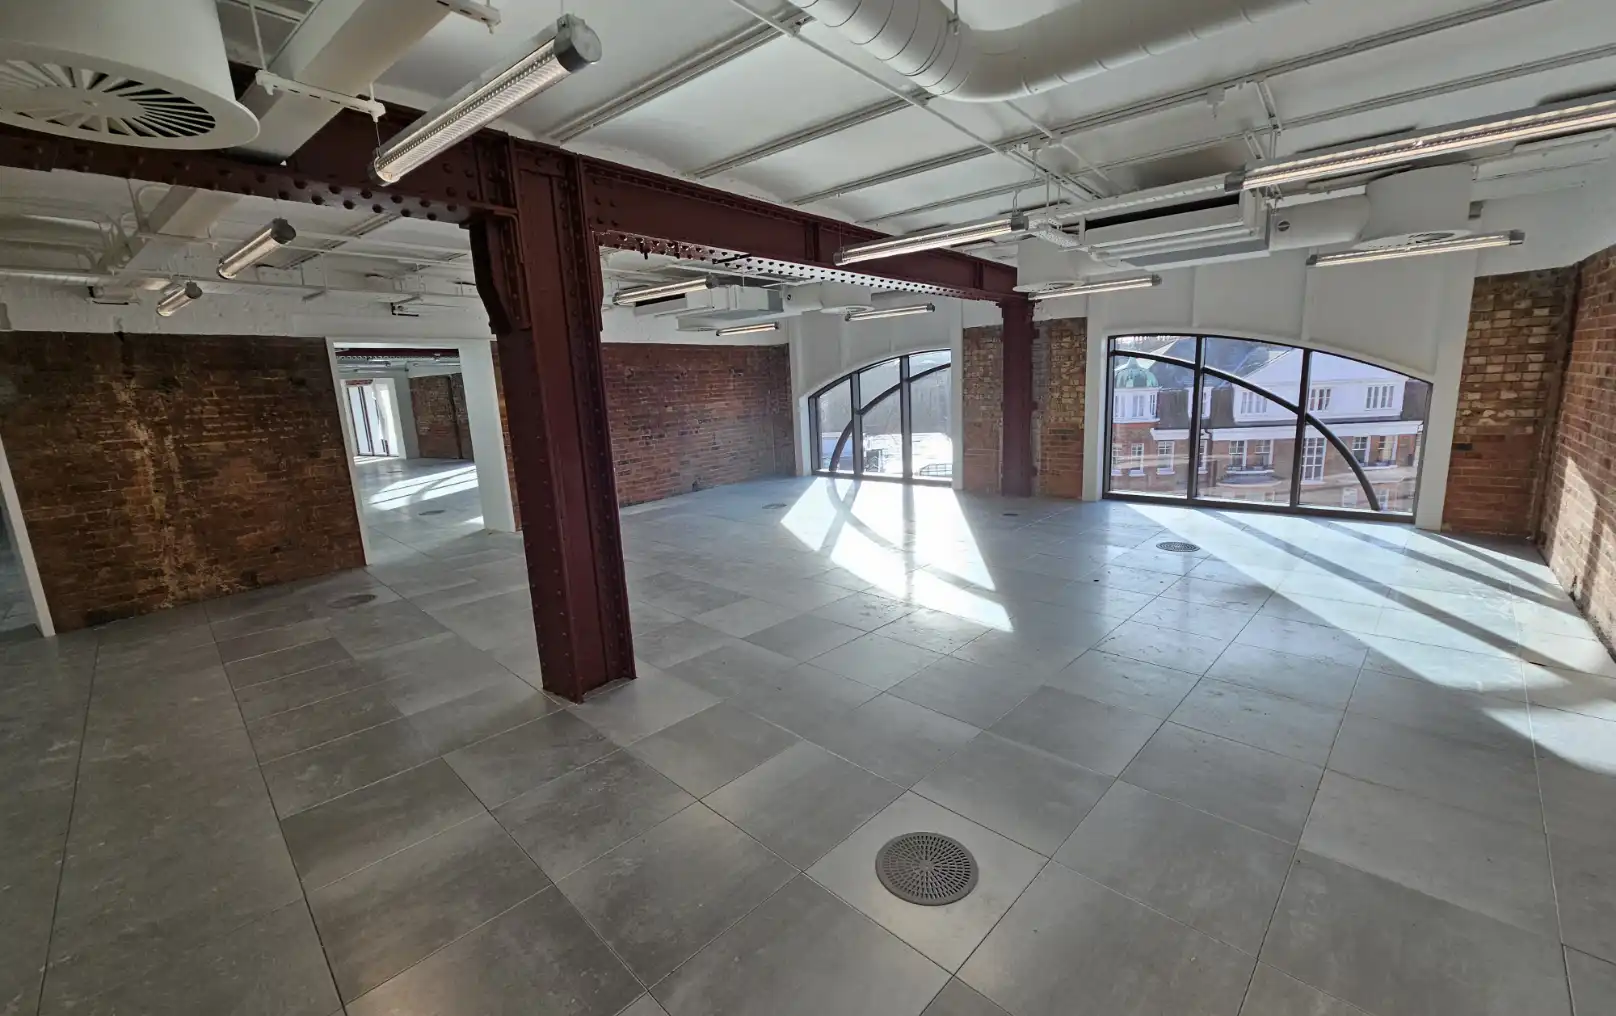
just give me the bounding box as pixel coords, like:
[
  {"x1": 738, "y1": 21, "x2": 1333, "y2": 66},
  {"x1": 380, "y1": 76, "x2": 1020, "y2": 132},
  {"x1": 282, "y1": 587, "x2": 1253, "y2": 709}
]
[
  {"x1": 963, "y1": 317, "x2": 1086, "y2": 497},
  {"x1": 602, "y1": 343, "x2": 793, "y2": 506},
  {"x1": 1038, "y1": 317, "x2": 1087, "y2": 498},
  {"x1": 962, "y1": 324, "x2": 1003, "y2": 494},
  {"x1": 1444, "y1": 268, "x2": 1577, "y2": 535},
  {"x1": 0, "y1": 332, "x2": 363, "y2": 630},
  {"x1": 409, "y1": 373, "x2": 472, "y2": 460},
  {"x1": 1540, "y1": 245, "x2": 1616, "y2": 649}
]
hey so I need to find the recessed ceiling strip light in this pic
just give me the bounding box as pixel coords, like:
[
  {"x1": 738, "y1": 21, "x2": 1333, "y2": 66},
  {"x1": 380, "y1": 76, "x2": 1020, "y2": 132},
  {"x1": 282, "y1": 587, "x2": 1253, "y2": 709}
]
[
  {"x1": 845, "y1": 303, "x2": 936, "y2": 321},
  {"x1": 217, "y1": 219, "x2": 297, "y2": 279},
  {"x1": 371, "y1": 15, "x2": 602, "y2": 184},
  {"x1": 1230, "y1": 93, "x2": 1616, "y2": 191},
  {"x1": 613, "y1": 277, "x2": 714, "y2": 306},
  {"x1": 155, "y1": 281, "x2": 203, "y2": 317},
  {"x1": 1029, "y1": 275, "x2": 1162, "y2": 300},
  {"x1": 1306, "y1": 231, "x2": 1525, "y2": 267},
  {"x1": 714, "y1": 321, "x2": 780, "y2": 336},
  {"x1": 834, "y1": 214, "x2": 1027, "y2": 266}
]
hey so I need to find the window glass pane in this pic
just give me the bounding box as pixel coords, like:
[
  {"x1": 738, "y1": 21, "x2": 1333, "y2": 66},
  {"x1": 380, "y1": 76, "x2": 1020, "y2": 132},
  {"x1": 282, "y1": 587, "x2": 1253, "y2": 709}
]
[
  {"x1": 1296, "y1": 424, "x2": 1375, "y2": 511},
  {"x1": 909, "y1": 349, "x2": 950, "y2": 375},
  {"x1": 861, "y1": 390, "x2": 904, "y2": 477},
  {"x1": 1203, "y1": 336, "x2": 1301, "y2": 408},
  {"x1": 909, "y1": 366, "x2": 953, "y2": 479},
  {"x1": 1107, "y1": 357, "x2": 1190, "y2": 498},
  {"x1": 815, "y1": 379, "x2": 853, "y2": 472},
  {"x1": 1111, "y1": 335, "x2": 1195, "y2": 361},
  {"x1": 1307, "y1": 351, "x2": 1428, "y2": 514},
  {"x1": 858, "y1": 359, "x2": 900, "y2": 408},
  {"x1": 1199, "y1": 382, "x2": 1297, "y2": 505}
]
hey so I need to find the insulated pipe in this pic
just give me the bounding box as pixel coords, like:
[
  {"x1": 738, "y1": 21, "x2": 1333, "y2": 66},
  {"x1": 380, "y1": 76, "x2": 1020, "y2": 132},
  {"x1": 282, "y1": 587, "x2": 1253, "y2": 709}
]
[{"x1": 787, "y1": 0, "x2": 1320, "y2": 102}]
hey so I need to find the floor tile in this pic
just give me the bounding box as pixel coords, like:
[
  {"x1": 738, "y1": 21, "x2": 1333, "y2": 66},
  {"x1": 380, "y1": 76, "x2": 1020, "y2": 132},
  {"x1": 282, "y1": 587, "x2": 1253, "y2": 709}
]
[
  {"x1": 1169, "y1": 678, "x2": 1343, "y2": 765},
  {"x1": 1568, "y1": 948, "x2": 1616, "y2": 1016},
  {"x1": 923, "y1": 979, "x2": 1012, "y2": 1016},
  {"x1": 1531, "y1": 703, "x2": 1616, "y2": 774},
  {"x1": 571, "y1": 673, "x2": 720, "y2": 747},
  {"x1": 1347, "y1": 670, "x2": 1532, "y2": 756},
  {"x1": 664, "y1": 640, "x2": 798, "y2": 698},
  {"x1": 1550, "y1": 830, "x2": 1616, "y2": 964},
  {"x1": 808, "y1": 694, "x2": 980, "y2": 787},
  {"x1": 745, "y1": 614, "x2": 865, "y2": 660},
  {"x1": 691, "y1": 597, "x2": 804, "y2": 638},
  {"x1": 628, "y1": 620, "x2": 736, "y2": 669},
  {"x1": 990, "y1": 686, "x2": 1160, "y2": 776},
  {"x1": 1121, "y1": 723, "x2": 1323, "y2": 842},
  {"x1": 561, "y1": 804, "x2": 794, "y2": 983},
  {"x1": 345, "y1": 888, "x2": 641, "y2": 1016},
  {"x1": 444, "y1": 710, "x2": 613, "y2": 807},
  {"x1": 889, "y1": 656, "x2": 1044, "y2": 727},
  {"x1": 875, "y1": 608, "x2": 991, "y2": 654},
  {"x1": 279, "y1": 759, "x2": 484, "y2": 889},
  {"x1": 1525, "y1": 664, "x2": 1616, "y2": 722},
  {"x1": 325, "y1": 600, "x2": 448, "y2": 655},
  {"x1": 959, "y1": 862, "x2": 1255, "y2": 1016},
  {"x1": 224, "y1": 638, "x2": 353, "y2": 688},
  {"x1": 809, "y1": 590, "x2": 916, "y2": 631},
  {"x1": 1045, "y1": 650, "x2": 1201, "y2": 718},
  {"x1": 1236, "y1": 616, "x2": 1367, "y2": 668},
  {"x1": 1131, "y1": 596, "x2": 1258, "y2": 640},
  {"x1": 810, "y1": 633, "x2": 942, "y2": 691},
  {"x1": 915, "y1": 731, "x2": 1111, "y2": 855},
  {"x1": 1055, "y1": 782, "x2": 1293, "y2": 953},
  {"x1": 652, "y1": 875, "x2": 947, "y2": 1016},
  {"x1": 233, "y1": 658, "x2": 388, "y2": 722},
  {"x1": 405, "y1": 673, "x2": 560, "y2": 754},
  {"x1": 631, "y1": 573, "x2": 748, "y2": 618},
  {"x1": 1163, "y1": 575, "x2": 1277, "y2": 610},
  {"x1": 705, "y1": 741, "x2": 903, "y2": 867},
  {"x1": 628, "y1": 702, "x2": 798, "y2": 797},
  {"x1": 1263, "y1": 851, "x2": 1570, "y2": 1016},
  {"x1": 1358, "y1": 635, "x2": 1526, "y2": 698},
  {"x1": 1205, "y1": 643, "x2": 1361, "y2": 710},
  {"x1": 1094, "y1": 620, "x2": 1228, "y2": 675},
  {"x1": 1260, "y1": 593, "x2": 1384, "y2": 635},
  {"x1": 308, "y1": 813, "x2": 549, "y2": 1000},
  {"x1": 1517, "y1": 630, "x2": 1616, "y2": 678},
  {"x1": 260, "y1": 718, "x2": 438, "y2": 817},
  {"x1": 493, "y1": 752, "x2": 694, "y2": 880},
  {"x1": 729, "y1": 662, "x2": 881, "y2": 735},
  {"x1": 809, "y1": 792, "x2": 1042, "y2": 971},
  {"x1": 1239, "y1": 964, "x2": 1368, "y2": 1016},
  {"x1": 247, "y1": 683, "x2": 405, "y2": 761},
  {"x1": 1538, "y1": 756, "x2": 1616, "y2": 846},
  {"x1": 1326, "y1": 712, "x2": 1542, "y2": 827}
]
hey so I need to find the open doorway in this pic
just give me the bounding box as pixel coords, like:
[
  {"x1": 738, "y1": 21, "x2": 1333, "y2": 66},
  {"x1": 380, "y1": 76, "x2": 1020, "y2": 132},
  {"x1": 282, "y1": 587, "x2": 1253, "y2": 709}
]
[{"x1": 0, "y1": 431, "x2": 48, "y2": 641}]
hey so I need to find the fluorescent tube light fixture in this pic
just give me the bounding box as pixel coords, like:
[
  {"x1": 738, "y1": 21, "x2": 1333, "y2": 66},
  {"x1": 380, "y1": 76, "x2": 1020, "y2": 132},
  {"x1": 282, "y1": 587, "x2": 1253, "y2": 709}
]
[
  {"x1": 371, "y1": 15, "x2": 601, "y2": 184},
  {"x1": 1029, "y1": 275, "x2": 1162, "y2": 300},
  {"x1": 1306, "y1": 231, "x2": 1525, "y2": 268},
  {"x1": 217, "y1": 219, "x2": 296, "y2": 279},
  {"x1": 714, "y1": 322, "x2": 779, "y2": 336},
  {"x1": 613, "y1": 277, "x2": 714, "y2": 306},
  {"x1": 1230, "y1": 93, "x2": 1616, "y2": 191},
  {"x1": 834, "y1": 214, "x2": 1027, "y2": 266},
  {"x1": 845, "y1": 303, "x2": 935, "y2": 321},
  {"x1": 155, "y1": 281, "x2": 203, "y2": 317}
]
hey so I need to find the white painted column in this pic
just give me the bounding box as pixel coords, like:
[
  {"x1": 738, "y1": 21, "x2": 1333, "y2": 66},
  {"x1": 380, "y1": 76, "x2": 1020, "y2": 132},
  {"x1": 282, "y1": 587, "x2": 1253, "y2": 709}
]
[
  {"x1": 0, "y1": 429, "x2": 54, "y2": 638},
  {"x1": 325, "y1": 340, "x2": 374, "y2": 564},
  {"x1": 389, "y1": 372, "x2": 422, "y2": 458},
  {"x1": 457, "y1": 340, "x2": 517, "y2": 533},
  {"x1": 1081, "y1": 296, "x2": 1107, "y2": 501},
  {"x1": 1414, "y1": 255, "x2": 1481, "y2": 531}
]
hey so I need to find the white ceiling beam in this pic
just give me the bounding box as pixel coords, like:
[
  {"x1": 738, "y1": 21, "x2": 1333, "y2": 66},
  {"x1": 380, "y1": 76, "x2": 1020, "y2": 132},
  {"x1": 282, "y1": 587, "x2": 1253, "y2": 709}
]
[
  {"x1": 693, "y1": 96, "x2": 911, "y2": 178},
  {"x1": 788, "y1": 0, "x2": 1561, "y2": 205}
]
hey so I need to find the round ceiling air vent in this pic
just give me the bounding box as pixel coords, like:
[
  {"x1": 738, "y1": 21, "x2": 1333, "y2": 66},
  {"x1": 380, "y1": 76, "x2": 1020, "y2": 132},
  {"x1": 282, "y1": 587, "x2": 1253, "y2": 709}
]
[{"x1": 0, "y1": 0, "x2": 258, "y2": 149}]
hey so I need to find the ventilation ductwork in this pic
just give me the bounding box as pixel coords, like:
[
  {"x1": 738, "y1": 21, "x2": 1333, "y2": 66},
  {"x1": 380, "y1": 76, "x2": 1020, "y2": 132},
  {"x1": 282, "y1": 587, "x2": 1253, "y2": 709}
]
[{"x1": 784, "y1": 0, "x2": 1320, "y2": 102}]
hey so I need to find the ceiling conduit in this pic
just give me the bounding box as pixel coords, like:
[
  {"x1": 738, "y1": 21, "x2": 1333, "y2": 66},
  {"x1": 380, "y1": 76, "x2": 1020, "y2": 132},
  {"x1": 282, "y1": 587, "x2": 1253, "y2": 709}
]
[{"x1": 785, "y1": 0, "x2": 1321, "y2": 102}]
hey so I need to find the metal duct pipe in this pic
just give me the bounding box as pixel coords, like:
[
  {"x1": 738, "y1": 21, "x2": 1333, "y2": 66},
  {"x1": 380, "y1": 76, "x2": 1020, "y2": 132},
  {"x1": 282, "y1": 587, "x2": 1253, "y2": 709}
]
[{"x1": 785, "y1": 0, "x2": 1320, "y2": 102}]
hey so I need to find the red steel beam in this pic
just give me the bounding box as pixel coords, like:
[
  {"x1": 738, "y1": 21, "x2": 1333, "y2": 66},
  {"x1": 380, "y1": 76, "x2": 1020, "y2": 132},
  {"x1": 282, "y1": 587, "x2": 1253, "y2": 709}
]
[{"x1": 1000, "y1": 297, "x2": 1036, "y2": 497}]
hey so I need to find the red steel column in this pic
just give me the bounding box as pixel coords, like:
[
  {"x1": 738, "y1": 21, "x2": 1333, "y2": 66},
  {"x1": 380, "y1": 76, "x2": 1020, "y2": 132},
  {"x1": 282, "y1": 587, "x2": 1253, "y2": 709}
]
[
  {"x1": 468, "y1": 145, "x2": 635, "y2": 702},
  {"x1": 1000, "y1": 296, "x2": 1036, "y2": 497}
]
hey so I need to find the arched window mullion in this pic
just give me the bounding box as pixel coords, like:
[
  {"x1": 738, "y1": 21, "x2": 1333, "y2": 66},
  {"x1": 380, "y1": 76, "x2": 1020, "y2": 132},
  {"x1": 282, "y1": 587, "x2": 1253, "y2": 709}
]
[
  {"x1": 829, "y1": 422, "x2": 855, "y2": 474},
  {"x1": 1305, "y1": 412, "x2": 1384, "y2": 513},
  {"x1": 856, "y1": 382, "x2": 903, "y2": 415},
  {"x1": 1109, "y1": 351, "x2": 1196, "y2": 370},
  {"x1": 1199, "y1": 366, "x2": 1303, "y2": 416}
]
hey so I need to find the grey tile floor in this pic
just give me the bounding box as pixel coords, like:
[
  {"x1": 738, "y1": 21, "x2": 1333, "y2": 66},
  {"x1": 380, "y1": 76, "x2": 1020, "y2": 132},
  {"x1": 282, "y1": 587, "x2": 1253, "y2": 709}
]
[{"x1": 5, "y1": 462, "x2": 1616, "y2": 1015}]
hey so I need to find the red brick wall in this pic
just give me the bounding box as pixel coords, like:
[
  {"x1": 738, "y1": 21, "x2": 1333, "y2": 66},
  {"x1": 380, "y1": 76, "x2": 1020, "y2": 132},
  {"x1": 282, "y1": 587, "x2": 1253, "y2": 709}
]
[
  {"x1": 1444, "y1": 268, "x2": 1577, "y2": 535},
  {"x1": 0, "y1": 332, "x2": 363, "y2": 630},
  {"x1": 963, "y1": 316, "x2": 1086, "y2": 497},
  {"x1": 1540, "y1": 245, "x2": 1616, "y2": 648},
  {"x1": 410, "y1": 374, "x2": 472, "y2": 460},
  {"x1": 601, "y1": 343, "x2": 793, "y2": 506}
]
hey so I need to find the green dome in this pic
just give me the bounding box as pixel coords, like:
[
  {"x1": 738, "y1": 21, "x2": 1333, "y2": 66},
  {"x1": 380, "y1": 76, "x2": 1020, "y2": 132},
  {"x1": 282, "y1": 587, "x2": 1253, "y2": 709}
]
[{"x1": 1114, "y1": 360, "x2": 1159, "y2": 389}]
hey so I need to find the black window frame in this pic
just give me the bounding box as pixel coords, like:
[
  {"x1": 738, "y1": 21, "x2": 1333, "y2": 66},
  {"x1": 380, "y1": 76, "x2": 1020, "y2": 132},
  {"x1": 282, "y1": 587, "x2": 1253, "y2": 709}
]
[{"x1": 807, "y1": 350, "x2": 954, "y2": 486}]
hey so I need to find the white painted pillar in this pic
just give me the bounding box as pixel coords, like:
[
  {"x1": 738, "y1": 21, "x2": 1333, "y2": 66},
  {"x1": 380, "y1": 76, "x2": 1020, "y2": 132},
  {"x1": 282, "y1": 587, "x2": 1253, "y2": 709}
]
[
  {"x1": 1414, "y1": 255, "x2": 1481, "y2": 531},
  {"x1": 325, "y1": 340, "x2": 374, "y2": 564},
  {"x1": 0, "y1": 429, "x2": 54, "y2": 638},
  {"x1": 457, "y1": 340, "x2": 517, "y2": 533},
  {"x1": 390, "y1": 371, "x2": 422, "y2": 458}
]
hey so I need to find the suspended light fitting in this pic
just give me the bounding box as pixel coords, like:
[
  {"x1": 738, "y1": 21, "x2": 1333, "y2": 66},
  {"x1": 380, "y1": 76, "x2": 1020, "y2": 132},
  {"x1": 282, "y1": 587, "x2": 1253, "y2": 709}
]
[
  {"x1": 714, "y1": 321, "x2": 780, "y2": 337},
  {"x1": 1029, "y1": 275, "x2": 1162, "y2": 300},
  {"x1": 834, "y1": 214, "x2": 1027, "y2": 266},
  {"x1": 155, "y1": 281, "x2": 204, "y2": 317},
  {"x1": 1307, "y1": 231, "x2": 1525, "y2": 268},
  {"x1": 217, "y1": 219, "x2": 297, "y2": 279},
  {"x1": 370, "y1": 15, "x2": 602, "y2": 184},
  {"x1": 1230, "y1": 93, "x2": 1616, "y2": 191},
  {"x1": 613, "y1": 276, "x2": 714, "y2": 306},
  {"x1": 846, "y1": 303, "x2": 936, "y2": 321}
]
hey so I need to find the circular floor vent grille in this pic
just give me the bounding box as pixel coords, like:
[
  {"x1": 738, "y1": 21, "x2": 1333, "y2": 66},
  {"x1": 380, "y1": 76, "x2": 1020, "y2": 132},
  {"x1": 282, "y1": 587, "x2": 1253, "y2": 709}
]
[
  {"x1": 762, "y1": 502, "x2": 787, "y2": 509},
  {"x1": 1157, "y1": 541, "x2": 1201, "y2": 553},
  {"x1": 418, "y1": 509, "x2": 445, "y2": 516},
  {"x1": 875, "y1": 832, "x2": 977, "y2": 906},
  {"x1": 0, "y1": 62, "x2": 219, "y2": 141}
]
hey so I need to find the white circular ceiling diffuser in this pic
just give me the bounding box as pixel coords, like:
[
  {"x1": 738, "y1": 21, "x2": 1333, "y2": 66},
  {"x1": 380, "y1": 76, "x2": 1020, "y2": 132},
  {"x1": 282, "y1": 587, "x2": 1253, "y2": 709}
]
[{"x1": 0, "y1": 0, "x2": 258, "y2": 149}]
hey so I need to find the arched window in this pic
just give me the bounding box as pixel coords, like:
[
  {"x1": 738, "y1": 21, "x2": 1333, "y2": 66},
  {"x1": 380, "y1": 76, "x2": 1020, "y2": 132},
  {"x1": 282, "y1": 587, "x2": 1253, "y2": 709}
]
[
  {"x1": 1105, "y1": 335, "x2": 1430, "y2": 516},
  {"x1": 808, "y1": 350, "x2": 953, "y2": 483}
]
